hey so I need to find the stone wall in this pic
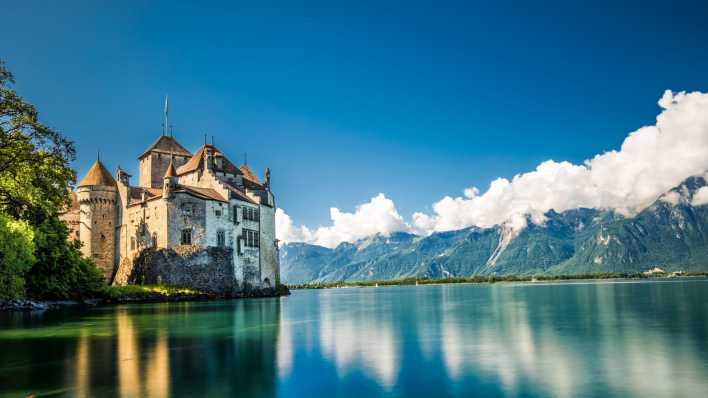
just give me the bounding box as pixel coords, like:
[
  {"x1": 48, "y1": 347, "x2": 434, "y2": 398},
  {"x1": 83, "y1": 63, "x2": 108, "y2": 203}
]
[
  {"x1": 259, "y1": 203, "x2": 278, "y2": 286},
  {"x1": 166, "y1": 194, "x2": 207, "y2": 246},
  {"x1": 119, "y1": 245, "x2": 238, "y2": 295},
  {"x1": 140, "y1": 152, "x2": 189, "y2": 188},
  {"x1": 77, "y1": 185, "x2": 117, "y2": 281}
]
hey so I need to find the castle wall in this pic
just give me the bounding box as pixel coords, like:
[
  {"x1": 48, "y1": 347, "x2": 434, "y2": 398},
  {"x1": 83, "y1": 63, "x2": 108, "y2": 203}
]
[
  {"x1": 205, "y1": 201, "x2": 231, "y2": 247},
  {"x1": 165, "y1": 193, "x2": 207, "y2": 246},
  {"x1": 259, "y1": 204, "x2": 278, "y2": 286},
  {"x1": 60, "y1": 209, "x2": 81, "y2": 242},
  {"x1": 140, "y1": 153, "x2": 189, "y2": 188},
  {"x1": 119, "y1": 246, "x2": 238, "y2": 294},
  {"x1": 239, "y1": 204, "x2": 262, "y2": 288},
  {"x1": 77, "y1": 186, "x2": 117, "y2": 281},
  {"x1": 121, "y1": 199, "x2": 168, "y2": 261}
]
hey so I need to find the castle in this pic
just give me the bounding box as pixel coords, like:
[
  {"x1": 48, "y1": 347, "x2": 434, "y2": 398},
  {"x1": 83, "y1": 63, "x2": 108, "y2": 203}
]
[{"x1": 62, "y1": 132, "x2": 279, "y2": 292}]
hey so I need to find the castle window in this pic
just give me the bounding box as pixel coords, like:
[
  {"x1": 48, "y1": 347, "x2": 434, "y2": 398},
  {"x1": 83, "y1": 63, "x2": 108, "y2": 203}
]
[
  {"x1": 243, "y1": 229, "x2": 259, "y2": 248},
  {"x1": 181, "y1": 229, "x2": 192, "y2": 245},
  {"x1": 233, "y1": 205, "x2": 241, "y2": 224},
  {"x1": 217, "y1": 230, "x2": 225, "y2": 247},
  {"x1": 243, "y1": 207, "x2": 260, "y2": 222},
  {"x1": 152, "y1": 233, "x2": 157, "y2": 248},
  {"x1": 215, "y1": 209, "x2": 222, "y2": 217}
]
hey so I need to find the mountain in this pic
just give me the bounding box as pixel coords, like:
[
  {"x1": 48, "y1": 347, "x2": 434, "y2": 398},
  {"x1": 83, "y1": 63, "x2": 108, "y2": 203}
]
[{"x1": 280, "y1": 176, "x2": 708, "y2": 283}]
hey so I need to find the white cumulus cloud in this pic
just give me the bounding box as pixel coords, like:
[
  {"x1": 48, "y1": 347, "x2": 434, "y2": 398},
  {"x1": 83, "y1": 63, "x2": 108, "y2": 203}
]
[
  {"x1": 275, "y1": 208, "x2": 313, "y2": 244},
  {"x1": 278, "y1": 90, "x2": 708, "y2": 247},
  {"x1": 276, "y1": 194, "x2": 408, "y2": 248},
  {"x1": 413, "y1": 90, "x2": 708, "y2": 234}
]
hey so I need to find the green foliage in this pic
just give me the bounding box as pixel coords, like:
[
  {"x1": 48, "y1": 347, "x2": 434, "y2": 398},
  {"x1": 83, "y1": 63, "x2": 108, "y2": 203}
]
[
  {"x1": 0, "y1": 60, "x2": 106, "y2": 301},
  {"x1": 0, "y1": 61, "x2": 76, "y2": 224},
  {"x1": 0, "y1": 214, "x2": 35, "y2": 299},
  {"x1": 24, "y1": 217, "x2": 105, "y2": 300},
  {"x1": 101, "y1": 284, "x2": 206, "y2": 301}
]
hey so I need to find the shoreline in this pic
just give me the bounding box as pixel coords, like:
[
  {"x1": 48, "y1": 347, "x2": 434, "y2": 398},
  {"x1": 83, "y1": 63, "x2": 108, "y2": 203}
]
[
  {"x1": 0, "y1": 284, "x2": 290, "y2": 312},
  {"x1": 286, "y1": 272, "x2": 708, "y2": 290}
]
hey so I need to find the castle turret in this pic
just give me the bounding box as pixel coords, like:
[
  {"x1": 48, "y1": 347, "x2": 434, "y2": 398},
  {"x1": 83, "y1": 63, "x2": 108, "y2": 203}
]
[
  {"x1": 163, "y1": 158, "x2": 177, "y2": 199},
  {"x1": 77, "y1": 159, "x2": 118, "y2": 281}
]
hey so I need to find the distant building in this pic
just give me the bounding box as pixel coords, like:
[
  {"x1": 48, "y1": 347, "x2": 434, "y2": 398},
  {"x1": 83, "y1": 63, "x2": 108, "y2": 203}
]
[
  {"x1": 642, "y1": 266, "x2": 665, "y2": 277},
  {"x1": 62, "y1": 133, "x2": 279, "y2": 291}
]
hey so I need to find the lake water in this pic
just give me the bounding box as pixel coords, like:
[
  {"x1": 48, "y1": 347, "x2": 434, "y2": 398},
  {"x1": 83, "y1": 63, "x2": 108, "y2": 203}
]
[{"x1": 1, "y1": 279, "x2": 708, "y2": 397}]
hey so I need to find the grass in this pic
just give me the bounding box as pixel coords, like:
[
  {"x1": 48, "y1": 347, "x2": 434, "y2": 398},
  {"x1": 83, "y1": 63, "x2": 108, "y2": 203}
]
[
  {"x1": 286, "y1": 272, "x2": 708, "y2": 290},
  {"x1": 101, "y1": 284, "x2": 209, "y2": 301}
]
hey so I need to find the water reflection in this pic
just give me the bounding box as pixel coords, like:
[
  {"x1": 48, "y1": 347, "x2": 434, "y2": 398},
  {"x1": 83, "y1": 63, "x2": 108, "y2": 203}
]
[
  {"x1": 1, "y1": 280, "x2": 708, "y2": 397},
  {"x1": 0, "y1": 299, "x2": 281, "y2": 398},
  {"x1": 275, "y1": 280, "x2": 708, "y2": 397}
]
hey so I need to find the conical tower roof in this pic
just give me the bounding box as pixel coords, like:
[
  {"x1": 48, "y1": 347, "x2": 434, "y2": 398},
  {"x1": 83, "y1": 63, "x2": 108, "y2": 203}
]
[
  {"x1": 78, "y1": 160, "x2": 117, "y2": 187},
  {"x1": 164, "y1": 158, "x2": 177, "y2": 178}
]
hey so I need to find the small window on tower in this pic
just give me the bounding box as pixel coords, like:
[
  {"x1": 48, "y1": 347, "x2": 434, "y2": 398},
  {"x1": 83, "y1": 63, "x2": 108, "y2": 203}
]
[
  {"x1": 181, "y1": 229, "x2": 192, "y2": 245},
  {"x1": 215, "y1": 209, "x2": 222, "y2": 217},
  {"x1": 217, "y1": 230, "x2": 225, "y2": 247}
]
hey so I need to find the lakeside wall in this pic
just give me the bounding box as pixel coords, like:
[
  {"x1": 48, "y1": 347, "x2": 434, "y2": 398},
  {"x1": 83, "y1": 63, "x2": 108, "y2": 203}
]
[{"x1": 114, "y1": 245, "x2": 263, "y2": 295}]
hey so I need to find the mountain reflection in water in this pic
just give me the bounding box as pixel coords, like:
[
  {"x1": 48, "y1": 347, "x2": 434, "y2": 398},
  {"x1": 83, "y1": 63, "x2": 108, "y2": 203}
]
[{"x1": 1, "y1": 280, "x2": 707, "y2": 397}]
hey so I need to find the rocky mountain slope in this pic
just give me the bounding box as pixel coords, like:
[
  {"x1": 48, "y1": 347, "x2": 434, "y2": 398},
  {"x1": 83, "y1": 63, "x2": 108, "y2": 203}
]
[{"x1": 280, "y1": 176, "x2": 708, "y2": 283}]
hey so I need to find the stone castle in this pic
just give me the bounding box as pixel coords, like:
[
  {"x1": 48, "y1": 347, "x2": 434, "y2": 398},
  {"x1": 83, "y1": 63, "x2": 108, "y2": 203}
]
[{"x1": 62, "y1": 133, "x2": 279, "y2": 293}]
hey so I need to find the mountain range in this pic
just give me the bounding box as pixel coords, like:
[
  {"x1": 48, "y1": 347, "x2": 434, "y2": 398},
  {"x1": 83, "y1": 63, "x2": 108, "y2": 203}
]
[{"x1": 280, "y1": 176, "x2": 708, "y2": 283}]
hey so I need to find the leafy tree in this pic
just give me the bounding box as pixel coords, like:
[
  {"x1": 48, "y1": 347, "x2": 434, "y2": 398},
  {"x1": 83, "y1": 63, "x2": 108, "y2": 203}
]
[
  {"x1": 0, "y1": 213, "x2": 34, "y2": 299},
  {"x1": 25, "y1": 217, "x2": 104, "y2": 300},
  {"x1": 0, "y1": 60, "x2": 75, "y2": 224},
  {"x1": 0, "y1": 60, "x2": 106, "y2": 300}
]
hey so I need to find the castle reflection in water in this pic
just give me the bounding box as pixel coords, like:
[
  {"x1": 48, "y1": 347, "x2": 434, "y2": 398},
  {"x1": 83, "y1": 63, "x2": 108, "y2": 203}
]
[{"x1": 1, "y1": 280, "x2": 708, "y2": 397}]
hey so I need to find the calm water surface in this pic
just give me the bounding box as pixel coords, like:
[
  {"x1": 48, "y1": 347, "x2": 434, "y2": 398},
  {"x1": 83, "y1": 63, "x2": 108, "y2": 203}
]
[{"x1": 2, "y1": 279, "x2": 708, "y2": 397}]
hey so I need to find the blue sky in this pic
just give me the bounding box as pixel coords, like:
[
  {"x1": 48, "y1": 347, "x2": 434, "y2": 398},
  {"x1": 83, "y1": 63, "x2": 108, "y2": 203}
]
[{"x1": 2, "y1": 0, "x2": 708, "y2": 230}]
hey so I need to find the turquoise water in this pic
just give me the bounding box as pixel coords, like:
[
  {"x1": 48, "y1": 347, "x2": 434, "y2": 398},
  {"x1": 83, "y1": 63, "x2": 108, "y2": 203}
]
[{"x1": 1, "y1": 279, "x2": 708, "y2": 397}]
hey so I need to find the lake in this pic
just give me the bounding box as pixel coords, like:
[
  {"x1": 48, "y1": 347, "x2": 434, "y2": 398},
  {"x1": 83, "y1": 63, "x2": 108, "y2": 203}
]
[{"x1": 1, "y1": 279, "x2": 708, "y2": 397}]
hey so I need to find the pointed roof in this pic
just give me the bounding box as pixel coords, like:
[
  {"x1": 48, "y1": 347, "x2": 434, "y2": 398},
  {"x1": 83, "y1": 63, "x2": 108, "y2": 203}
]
[
  {"x1": 176, "y1": 144, "x2": 243, "y2": 176},
  {"x1": 138, "y1": 135, "x2": 192, "y2": 159},
  {"x1": 176, "y1": 145, "x2": 207, "y2": 174},
  {"x1": 164, "y1": 158, "x2": 177, "y2": 178},
  {"x1": 240, "y1": 164, "x2": 259, "y2": 183},
  {"x1": 78, "y1": 160, "x2": 117, "y2": 187}
]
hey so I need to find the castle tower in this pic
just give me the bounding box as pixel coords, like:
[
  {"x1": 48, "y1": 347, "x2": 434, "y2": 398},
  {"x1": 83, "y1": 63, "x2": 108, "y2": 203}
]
[
  {"x1": 138, "y1": 135, "x2": 192, "y2": 188},
  {"x1": 162, "y1": 157, "x2": 177, "y2": 199},
  {"x1": 77, "y1": 159, "x2": 118, "y2": 281}
]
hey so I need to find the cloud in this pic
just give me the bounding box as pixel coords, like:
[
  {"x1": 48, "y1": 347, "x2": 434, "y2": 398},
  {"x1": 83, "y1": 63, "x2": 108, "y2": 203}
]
[
  {"x1": 276, "y1": 194, "x2": 408, "y2": 249},
  {"x1": 280, "y1": 90, "x2": 708, "y2": 246},
  {"x1": 413, "y1": 90, "x2": 708, "y2": 233},
  {"x1": 275, "y1": 208, "x2": 313, "y2": 244}
]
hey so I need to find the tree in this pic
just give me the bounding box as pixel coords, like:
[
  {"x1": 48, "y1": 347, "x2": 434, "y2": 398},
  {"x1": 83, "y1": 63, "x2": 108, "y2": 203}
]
[
  {"x1": 0, "y1": 60, "x2": 105, "y2": 300},
  {"x1": 0, "y1": 60, "x2": 75, "y2": 224},
  {"x1": 0, "y1": 213, "x2": 34, "y2": 299},
  {"x1": 24, "y1": 217, "x2": 104, "y2": 300}
]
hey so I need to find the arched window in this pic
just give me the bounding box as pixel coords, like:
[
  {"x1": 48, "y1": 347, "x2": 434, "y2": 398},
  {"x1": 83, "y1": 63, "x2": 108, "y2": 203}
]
[{"x1": 152, "y1": 233, "x2": 158, "y2": 248}]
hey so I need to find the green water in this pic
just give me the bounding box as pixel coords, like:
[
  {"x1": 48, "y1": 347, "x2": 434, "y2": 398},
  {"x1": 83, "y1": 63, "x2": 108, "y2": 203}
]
[{"x1": 1, "y1": 279, "x2": 708, "y2": 397}]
